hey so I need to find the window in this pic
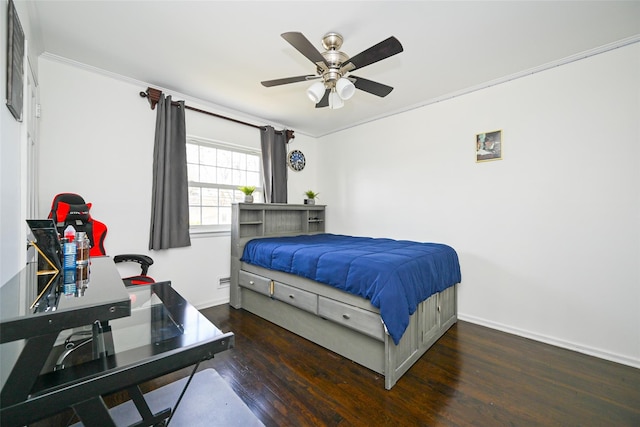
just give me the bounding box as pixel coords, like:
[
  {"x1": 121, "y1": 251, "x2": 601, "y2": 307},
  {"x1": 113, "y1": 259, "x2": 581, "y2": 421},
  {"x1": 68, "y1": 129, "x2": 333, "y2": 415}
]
[{"x1": 187, "y1": 138, "x2": 262, "y2": 232}]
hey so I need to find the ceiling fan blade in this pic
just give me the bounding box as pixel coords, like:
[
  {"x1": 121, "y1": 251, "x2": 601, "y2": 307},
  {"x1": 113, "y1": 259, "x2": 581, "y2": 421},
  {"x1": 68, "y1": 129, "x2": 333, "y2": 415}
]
[
  {"x1": 351, "y1": 76, "x2": 394, "y2": 97},
  {"x1": 341, "y1": 36, "x2": 403, "y2": 73},
  {"x1": 261, "y1": 75, "x2": 316, "y2": 87},
  {"x1": 282, "y1": 32, "x2": 329, "y2": 70},
  {"x1": 315, "y1": 89, "x2": 330, "y2": 108}
]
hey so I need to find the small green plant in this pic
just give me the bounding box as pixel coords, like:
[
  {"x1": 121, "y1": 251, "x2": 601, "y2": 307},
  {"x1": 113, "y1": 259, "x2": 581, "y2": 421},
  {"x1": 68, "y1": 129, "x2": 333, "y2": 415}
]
[
  {"x1": 238, "y1": 186, "x2": 256, "y2": 196},
  {"x1": 305, "y1": 190, "x2": 319, "y2": 199}
]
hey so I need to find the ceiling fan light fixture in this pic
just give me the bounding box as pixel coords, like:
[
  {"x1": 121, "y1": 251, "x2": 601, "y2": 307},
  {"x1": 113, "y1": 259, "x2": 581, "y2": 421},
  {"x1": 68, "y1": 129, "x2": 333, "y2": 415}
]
[
  {"x1": 336, "y1": 77, "x2": 355, "y2": 100},
  {"x1": 307, "y1": 81, "x2": 326, "y2": 103},
  {"x1": 328, "y1": 90, "x2": 344, "y2": 109}
]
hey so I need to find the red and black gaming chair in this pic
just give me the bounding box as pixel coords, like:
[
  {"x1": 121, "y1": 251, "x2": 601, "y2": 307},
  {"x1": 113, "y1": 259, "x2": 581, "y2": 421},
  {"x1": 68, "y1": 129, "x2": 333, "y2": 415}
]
[{"x1": 48, "y1": 193, "x2": 154, "y2": 286}]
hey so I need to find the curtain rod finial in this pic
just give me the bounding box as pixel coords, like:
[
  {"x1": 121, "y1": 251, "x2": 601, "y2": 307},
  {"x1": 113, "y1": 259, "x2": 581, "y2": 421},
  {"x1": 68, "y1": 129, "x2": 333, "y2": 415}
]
[
  {"x1": 141, "y1": 87, "x2": 162, "y2": 110},
  {"x1": 286, "y1": 130, "x2": 295, "y2": 142}
]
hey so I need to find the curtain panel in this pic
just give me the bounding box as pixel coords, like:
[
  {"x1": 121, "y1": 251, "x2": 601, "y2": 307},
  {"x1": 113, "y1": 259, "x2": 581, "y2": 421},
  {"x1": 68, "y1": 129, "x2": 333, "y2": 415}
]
[
  {"x1": 149, "y1": 95, "x2": 191, "y2": 250},
  {"x1": 260, "y1": 126, "x2": 288, "y2": 203}
]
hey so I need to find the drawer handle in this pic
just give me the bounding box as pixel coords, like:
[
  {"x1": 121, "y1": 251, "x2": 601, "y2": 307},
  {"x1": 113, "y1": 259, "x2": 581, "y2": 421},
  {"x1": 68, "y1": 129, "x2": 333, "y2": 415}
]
[
  {"x1": 342, "y1": 314, "x2": 350, "y2": 320},
  {"x1": 249, "y1": 280, "x2": 255, "y2": 285},
  {"x1": 289, "y1": 294, "x2": 295, "y2": 299}
]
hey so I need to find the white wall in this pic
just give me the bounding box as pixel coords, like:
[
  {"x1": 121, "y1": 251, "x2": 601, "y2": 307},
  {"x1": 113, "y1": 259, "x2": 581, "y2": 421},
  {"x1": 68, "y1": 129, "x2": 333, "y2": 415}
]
[
  {"x1": 37, "y1": 57, "x2": 317, "y2": 308},
  {"x1": 0, "y1": 0, "x2": 20, "y2": 284},
  {"x1": 317, "y1": 43, "x2": 640, "y2": 367},
  {"x1": 0, "y1": 0, "x2": 43, "y2": 284},
  {"x1": 0, "y1": 0, "x2": 45, "y2": 385}
]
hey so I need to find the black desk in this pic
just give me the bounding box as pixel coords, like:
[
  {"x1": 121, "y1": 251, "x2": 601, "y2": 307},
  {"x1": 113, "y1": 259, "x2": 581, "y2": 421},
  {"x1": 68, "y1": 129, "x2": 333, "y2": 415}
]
[{"x1": 0, "y1": 257, "x2": 234, "y2": 426}]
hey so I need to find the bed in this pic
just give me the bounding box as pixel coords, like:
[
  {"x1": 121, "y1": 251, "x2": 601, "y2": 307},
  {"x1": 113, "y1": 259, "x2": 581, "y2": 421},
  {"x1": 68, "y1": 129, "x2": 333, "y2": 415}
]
[{"x1": 230, "y1": 203, "x2": 461, "y2": 389}]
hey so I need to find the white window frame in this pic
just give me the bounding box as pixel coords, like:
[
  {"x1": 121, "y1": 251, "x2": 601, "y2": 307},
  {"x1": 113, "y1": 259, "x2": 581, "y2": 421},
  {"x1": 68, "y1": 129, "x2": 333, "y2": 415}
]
[{"x1": 187, "y1": 136, "x2": 262, "y2": 235}]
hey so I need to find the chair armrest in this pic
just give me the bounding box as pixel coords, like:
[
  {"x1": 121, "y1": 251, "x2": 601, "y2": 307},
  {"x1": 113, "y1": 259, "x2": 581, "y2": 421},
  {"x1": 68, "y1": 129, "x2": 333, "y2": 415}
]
[{"x1": 113, "y1": 254, "x2": 154, "y2": 275}]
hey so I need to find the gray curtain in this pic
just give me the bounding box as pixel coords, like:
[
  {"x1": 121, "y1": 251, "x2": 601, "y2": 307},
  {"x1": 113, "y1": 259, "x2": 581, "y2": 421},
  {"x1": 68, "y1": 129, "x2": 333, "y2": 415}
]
[
  {"x1": 260, "y1": 126, "x2": 288, "y2": 203},
  {"x1": 149, "y1": 95, "x2": 191, "y2": 250}
]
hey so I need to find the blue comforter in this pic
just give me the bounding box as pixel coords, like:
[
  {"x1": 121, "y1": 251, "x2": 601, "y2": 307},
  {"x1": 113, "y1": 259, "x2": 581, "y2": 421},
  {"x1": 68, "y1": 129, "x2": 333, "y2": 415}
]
[{"x1": 240, "y1": 234, "x2": 461, "y2": 344}]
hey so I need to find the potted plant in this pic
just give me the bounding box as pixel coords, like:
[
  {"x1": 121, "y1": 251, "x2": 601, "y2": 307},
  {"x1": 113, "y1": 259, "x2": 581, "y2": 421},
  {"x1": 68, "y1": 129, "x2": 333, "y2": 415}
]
[
  {"x1": 304, "y1": 190, "x2": 319, "y2": 205},
  {"x1": 239, "y1": 186, "x2": 256, "y2": 203}
]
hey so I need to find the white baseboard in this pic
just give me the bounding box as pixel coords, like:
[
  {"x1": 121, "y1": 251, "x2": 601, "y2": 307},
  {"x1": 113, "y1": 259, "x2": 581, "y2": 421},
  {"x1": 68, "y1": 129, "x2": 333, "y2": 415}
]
[
  {"x1": 458, "y1": 313, "x2": 640, "y2": 370},
  {"x1": 195, "y1": 296, "x2": 229, "y2": 311}
]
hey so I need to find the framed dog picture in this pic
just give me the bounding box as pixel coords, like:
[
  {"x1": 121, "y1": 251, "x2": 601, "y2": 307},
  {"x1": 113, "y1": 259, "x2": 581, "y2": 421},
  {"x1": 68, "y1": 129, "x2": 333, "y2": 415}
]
[{"x1": 476, "y1": 130, "x2": 502, "y2": 162}]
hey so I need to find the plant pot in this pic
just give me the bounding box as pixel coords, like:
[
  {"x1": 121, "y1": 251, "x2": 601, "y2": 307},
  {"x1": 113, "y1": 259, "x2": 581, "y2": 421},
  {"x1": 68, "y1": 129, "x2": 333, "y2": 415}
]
[
  {"x1": 304, "y1": 198, "x2": 315, "y2": 205},
  {"x1": 244, "y1": 195, "x2": 254, "y2": 203}
]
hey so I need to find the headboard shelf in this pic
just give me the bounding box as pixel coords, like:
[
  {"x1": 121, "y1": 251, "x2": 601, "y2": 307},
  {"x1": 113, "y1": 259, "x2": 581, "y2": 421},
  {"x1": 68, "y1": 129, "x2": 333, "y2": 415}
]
[{"x1": 232, "y1": 203, "x2": 326, "y2": 245}]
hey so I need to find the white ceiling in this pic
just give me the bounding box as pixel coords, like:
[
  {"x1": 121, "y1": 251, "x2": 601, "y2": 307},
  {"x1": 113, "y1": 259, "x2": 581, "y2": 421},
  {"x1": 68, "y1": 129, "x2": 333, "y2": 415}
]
[{"x1": 28, "y1": 1, "x2": 640, "y2": 137}]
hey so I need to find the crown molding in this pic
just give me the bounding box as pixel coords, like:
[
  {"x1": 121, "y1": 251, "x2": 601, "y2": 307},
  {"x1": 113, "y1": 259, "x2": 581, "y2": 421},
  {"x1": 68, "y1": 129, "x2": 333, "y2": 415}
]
[
  {"x1": 319, "y1": 35, "x2": 640, "y2": 138},
  {"x1": 38, "y1": 52, "x2": 286, "y2": 132}
]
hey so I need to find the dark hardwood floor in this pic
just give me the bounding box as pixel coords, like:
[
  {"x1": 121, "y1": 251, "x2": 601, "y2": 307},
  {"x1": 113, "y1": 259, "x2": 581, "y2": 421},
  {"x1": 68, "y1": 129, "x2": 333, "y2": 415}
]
[
  {"x1": 198, "y1": 305, "x2": 640, "y2": 427},
  {"x1": 33, "y1": 304, "x2": 640, "y2": 426}
]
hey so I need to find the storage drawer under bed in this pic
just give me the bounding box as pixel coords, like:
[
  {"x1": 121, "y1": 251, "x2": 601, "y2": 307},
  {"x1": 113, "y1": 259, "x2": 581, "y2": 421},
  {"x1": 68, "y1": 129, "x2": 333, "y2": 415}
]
[
  {"x1": 239, "y1": 270, "x2": 319, "y2": 314},
  {"x1": 318, "y1": 296, "x2": 385, "y2": 341},
  {"x1": 238, "y1": 270, "x2": 271, "y2": 296},
  {"x1": 273, "y1": 282, "x2": 318, "y2": 314}
]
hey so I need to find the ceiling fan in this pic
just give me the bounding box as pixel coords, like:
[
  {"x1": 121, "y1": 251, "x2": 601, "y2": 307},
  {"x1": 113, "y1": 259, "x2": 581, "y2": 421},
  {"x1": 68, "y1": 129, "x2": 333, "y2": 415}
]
[{"x1": 261, "y1": 32, "x2": 403, "y2": 109}]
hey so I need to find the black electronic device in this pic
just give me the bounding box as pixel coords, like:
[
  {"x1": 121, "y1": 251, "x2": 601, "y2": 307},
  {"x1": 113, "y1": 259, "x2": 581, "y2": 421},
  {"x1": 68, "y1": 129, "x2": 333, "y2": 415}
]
[{"x1": 26, "y1": 219, "x2": 63, "y2": 271}]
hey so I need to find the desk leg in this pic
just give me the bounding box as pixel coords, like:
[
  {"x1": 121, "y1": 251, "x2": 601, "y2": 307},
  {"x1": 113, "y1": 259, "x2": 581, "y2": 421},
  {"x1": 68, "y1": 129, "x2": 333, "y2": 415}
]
[
  {"x1": 92, "y1": 320, "x2": 115, "y2": 359},
  {"x1": 72, "y1": 397, "x2": 117, "y2": 427},
  {"x1": 127, "y1": 386, "x2": 172, "y2": 427},
  {"x1": 0, "y1": 333, "x2": 58, "y2": 406},
  {"x1": 73, "y1": 387, "x2": 172, "y2": 427}
]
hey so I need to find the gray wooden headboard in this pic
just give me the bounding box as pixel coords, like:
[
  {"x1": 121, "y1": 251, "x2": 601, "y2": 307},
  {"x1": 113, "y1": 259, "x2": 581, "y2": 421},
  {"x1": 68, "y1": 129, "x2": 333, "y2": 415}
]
[{"x1": 230, "y1": 203, "x2": 326, "y2": 305}]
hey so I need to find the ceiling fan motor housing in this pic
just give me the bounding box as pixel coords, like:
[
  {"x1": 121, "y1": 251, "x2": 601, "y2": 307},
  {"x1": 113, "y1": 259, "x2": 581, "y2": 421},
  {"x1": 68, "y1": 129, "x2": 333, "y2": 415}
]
[{"x1": 320, "y1": 33, "x2": 349, "y2": 87}]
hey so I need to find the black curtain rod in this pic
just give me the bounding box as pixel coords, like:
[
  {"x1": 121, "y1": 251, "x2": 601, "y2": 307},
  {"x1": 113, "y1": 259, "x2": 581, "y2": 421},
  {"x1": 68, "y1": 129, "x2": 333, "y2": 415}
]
[{"x1": 139, "y1": 87, "x2": 294, "y2": 140}]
